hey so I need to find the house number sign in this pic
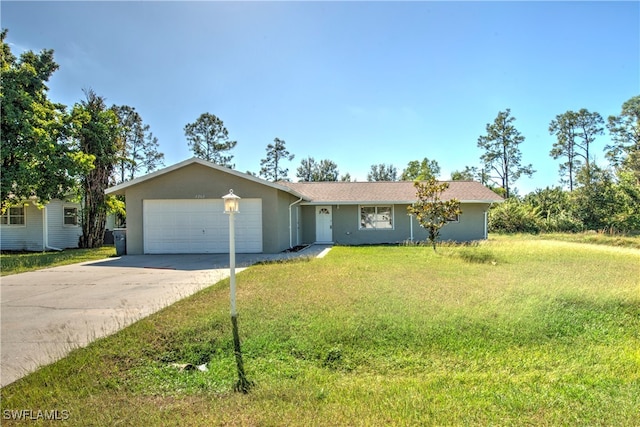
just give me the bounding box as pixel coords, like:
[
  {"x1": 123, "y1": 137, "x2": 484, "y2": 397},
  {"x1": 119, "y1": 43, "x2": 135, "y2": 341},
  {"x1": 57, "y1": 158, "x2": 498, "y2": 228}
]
[{"x1": 195, "y1": 194, "x2": 205, "y2": 199}]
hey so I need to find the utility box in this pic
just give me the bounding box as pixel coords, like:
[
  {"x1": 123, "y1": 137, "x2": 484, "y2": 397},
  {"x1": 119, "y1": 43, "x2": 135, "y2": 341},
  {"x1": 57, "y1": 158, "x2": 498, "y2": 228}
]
[{"x1": 113, "y1": 228, "x2": 127, "y2": 256}]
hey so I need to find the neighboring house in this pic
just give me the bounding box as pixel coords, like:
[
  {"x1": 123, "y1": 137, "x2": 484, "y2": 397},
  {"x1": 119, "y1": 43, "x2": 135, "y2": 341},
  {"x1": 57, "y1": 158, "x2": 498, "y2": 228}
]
[
  {"x1": 0, "y1": 199, "x2": 82, "y2": 251},
  {"x1": 105, "y1": 158, "x2": 503, "y2": 255}
]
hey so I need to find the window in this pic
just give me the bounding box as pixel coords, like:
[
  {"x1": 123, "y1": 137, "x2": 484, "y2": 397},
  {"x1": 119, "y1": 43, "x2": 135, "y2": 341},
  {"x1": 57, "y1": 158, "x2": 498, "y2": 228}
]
[
  {"x1": 1, "y1": 206, "x2": 26, "y2": 226},
  {"x1": 64, "y1": 207, "x2": 78, "y2": 226},
  {"x1": 447, "y1": 214, "x2": 460, "y2": 223},
  {"x1": 360, "y1": 205, "x2": 393, "y2": 230}
]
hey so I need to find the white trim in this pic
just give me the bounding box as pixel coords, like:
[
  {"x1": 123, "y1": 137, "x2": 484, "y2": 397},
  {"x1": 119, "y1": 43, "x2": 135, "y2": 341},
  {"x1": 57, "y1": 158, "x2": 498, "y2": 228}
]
[
  {"x1": 359, "y1": 205, "x2": 395, "y2": 231},
  {"x1": 0, "y1": 206, "x2": 26, "y2": 227},
  {"x1": 62, "y1": 206, "x2": 79, "y2": 227}
]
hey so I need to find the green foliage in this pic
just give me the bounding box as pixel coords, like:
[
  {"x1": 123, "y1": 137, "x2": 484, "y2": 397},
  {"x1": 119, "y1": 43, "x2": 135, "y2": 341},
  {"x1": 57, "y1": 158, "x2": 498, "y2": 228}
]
[
  {"x1": 408, "y1": 179, "x2": 462, "y2": 249},
  {"x1": 72, "y1": 89, "x2": 121, "y2": 248},
  {"x1": 296, "y1": 157, "x2": 340, "y2": 181},
  {"x1": 112, "y1": 105, "x2": 164, "y2": 183},
  {"x1": 477, "y1": 109, "x2": 535, "y2": 198},
  {"x1": 183, "y1": 113, "x2": 236, "y2": 167},
  {"x1": 367, "y1": 163, "x2": 397, "y2": 181},
  {"x1": 400, "y1": 157, "x2": 440, "y2": 181},
  {"x1": 259, "y1": 137, "x2": 294, "y2": 182},
  {"x1": 606, "y1": 94, "x2": 640, "y2": 182},
  {"x1": 489, "y1": 198, "x2": 543, "y2": 233},
  {"x1": 0, "y1": 30, "x2": 90, "y2": 212}
]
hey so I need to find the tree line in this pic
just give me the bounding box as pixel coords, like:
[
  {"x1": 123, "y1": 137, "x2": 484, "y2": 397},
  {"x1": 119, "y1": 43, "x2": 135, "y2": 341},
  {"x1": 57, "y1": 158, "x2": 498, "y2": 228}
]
[{"x1": 2, "y1": 29, "x2": 638, "y2": 246}]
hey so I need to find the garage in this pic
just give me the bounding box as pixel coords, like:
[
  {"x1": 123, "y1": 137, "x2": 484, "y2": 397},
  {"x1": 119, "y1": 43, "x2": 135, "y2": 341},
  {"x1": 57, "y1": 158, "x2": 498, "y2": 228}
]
[{"x1": 143, "y1": 199, "x2": 262, "y2": 254}]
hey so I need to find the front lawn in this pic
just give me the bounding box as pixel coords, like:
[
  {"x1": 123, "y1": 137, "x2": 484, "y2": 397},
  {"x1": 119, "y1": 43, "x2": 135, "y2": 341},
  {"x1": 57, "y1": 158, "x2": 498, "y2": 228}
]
[
  {"x1": 1, "y1": 239, "x2": 638, "y2": 425},
  {"x1": 0, "y1": 246, "x2": 116, "y2": 276}
]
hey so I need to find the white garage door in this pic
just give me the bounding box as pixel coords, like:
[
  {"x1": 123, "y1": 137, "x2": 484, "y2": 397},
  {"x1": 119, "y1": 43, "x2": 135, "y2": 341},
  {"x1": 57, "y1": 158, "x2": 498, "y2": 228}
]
[{"x1": 143, "y1": 199, "x2": 262, "y2": 254}]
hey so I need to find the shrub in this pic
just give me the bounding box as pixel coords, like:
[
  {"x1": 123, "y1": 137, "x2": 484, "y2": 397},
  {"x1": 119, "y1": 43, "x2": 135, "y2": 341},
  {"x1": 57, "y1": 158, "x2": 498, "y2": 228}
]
[{"x1": 489, "y1": 198, "x2": 542, "y2": 233}]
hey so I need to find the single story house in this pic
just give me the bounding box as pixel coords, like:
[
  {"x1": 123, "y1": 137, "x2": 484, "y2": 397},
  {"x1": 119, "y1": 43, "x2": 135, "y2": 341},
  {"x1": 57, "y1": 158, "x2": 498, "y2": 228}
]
[
  {"x1": 0, "y1": 199, "x2": 83, "y2": 251},
  {"x1": 105, "y1": 158, "x2": 503, "y2": 255}
]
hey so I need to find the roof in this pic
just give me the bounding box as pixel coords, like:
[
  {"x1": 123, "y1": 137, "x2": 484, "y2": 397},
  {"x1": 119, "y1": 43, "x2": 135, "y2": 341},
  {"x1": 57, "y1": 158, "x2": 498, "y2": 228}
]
[
  {"x1": 105, "y1": 157, "x2": 306, "y2": 198},
  {"x1": 279, "y1": 180, "x2": 503, "y2": 204},
  {"x1": 105, "y1": 158, "x2": 502, "y2": 204}
]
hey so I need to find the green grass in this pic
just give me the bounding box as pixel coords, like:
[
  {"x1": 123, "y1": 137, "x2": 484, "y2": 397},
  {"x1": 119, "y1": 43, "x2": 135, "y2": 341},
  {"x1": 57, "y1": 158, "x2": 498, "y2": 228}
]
[
  {"x1": 1, "y1": 238, "x2": 639, "y2": 425},
  {"x1": 0, "y1": 246, "x2": 116, "y2": 276},
  {"x1": 494, "y1": 231, "x2": 640, "y2": 250}
]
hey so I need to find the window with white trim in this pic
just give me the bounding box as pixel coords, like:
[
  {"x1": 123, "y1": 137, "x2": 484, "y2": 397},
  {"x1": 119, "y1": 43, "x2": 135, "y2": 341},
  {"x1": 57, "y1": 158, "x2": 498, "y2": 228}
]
[
  {"x1": 360, "y1": 205, "x2": 393, "y2": 230},
  {"x1": 1, "y1": 206, "x2": 26, "y2": 226},
  {"x1": 64, "y1": 207, "x2": 78, "y2": 226}
]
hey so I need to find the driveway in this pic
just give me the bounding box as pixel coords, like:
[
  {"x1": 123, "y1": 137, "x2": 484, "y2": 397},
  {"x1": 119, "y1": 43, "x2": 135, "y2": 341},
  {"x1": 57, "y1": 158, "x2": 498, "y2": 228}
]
[{"x1": 0, "y1": 246, "x2": 331, "y2": 387}]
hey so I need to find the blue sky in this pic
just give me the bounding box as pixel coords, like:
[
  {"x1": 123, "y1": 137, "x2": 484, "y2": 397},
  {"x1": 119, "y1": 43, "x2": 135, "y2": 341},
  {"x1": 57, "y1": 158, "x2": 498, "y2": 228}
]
[{"x1": 3, "y1": 1, "x2": 639, "y2": 194}]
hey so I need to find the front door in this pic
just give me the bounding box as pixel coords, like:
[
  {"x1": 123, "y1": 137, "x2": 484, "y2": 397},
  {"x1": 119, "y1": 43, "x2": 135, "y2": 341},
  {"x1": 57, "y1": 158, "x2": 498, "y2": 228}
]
[{"x1": 315, "y1": 206, "x2": 333, "y2": 243}]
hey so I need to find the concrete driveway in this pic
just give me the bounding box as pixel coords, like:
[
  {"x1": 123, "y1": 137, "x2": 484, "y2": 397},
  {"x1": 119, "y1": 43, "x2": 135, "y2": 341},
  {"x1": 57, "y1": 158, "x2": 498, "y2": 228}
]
[{"x1": 1, "y1": 246, "x2": 331, "y2": 387}]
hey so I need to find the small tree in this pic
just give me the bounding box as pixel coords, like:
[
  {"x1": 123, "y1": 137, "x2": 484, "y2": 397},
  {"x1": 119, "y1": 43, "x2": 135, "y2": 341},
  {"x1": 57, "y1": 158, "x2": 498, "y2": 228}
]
[
  {"x1": 407, "y1": 179, "x2": 461, "y2": 250},
  {"x1": 260, "y1": 137, "x2": 294, "y2": 181}
]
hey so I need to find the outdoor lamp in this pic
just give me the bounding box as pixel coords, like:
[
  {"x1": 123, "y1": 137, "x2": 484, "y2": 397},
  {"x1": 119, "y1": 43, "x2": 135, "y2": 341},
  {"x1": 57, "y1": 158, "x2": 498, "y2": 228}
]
[{"x1": 223, "y1": 189, "x2": 241, "y2": 213}]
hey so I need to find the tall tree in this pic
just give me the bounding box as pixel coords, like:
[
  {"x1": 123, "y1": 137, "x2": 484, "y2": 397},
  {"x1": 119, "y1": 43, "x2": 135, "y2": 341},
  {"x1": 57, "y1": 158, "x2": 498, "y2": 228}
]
[
  {"x1": 296, "y1": 157, "x2": 316, "y2": 182},
  {"x1": 549, "y1": 110, "x2": 581, "y2": 191},
  {"x1": 113, "y1": 105, "x2": 164, "y2": 183},
  {"x1": 400, "y1": 158, "x2": 441, "y2": 181},
  {"x1": 549, "y1": 109, "x2": 604, "y2": 189},
  {"x1": 407, "y1": 179, "x2": 462, "y2": 250},
  {"x1": 367, "y1": 163, "x2": 397, "y2": 181},
  {"x1": 606, "y1": 95, "x2": 640, "y2": 184},
  {"x1": 574, "y1": 108, "x2": 604, "y2": 184},
  {"x1": 477, "y1": 109, "x2": 534, "y2": 198},
  {"x1": 184, "y1": 113, "x2": 236, "y2": 167},
  {"x1": 72, "y1": 89, "x2": 122, "y2": 248},
  {"x1": 0, "y1": 30, "x2": 90, "y2": 212},
  {"x1": 260, "y1": 137, "x2": 294, "y2": 181}
]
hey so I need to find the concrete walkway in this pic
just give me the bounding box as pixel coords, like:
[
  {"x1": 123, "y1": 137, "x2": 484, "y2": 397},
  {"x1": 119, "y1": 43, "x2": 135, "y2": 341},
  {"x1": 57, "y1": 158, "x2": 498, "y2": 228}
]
[{"x1": 0, "y1": 245, "x2": 331, "y2": 387}]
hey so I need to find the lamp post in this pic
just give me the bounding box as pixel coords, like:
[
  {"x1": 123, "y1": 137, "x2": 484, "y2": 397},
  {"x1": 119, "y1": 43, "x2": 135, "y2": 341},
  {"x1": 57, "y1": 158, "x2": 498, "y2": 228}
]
[{"x1": 223, "y1": 189, "x2": 252, "y2": 393}]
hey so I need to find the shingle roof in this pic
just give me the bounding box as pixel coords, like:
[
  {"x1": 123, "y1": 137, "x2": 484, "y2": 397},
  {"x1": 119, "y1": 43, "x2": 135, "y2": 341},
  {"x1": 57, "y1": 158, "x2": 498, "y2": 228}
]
[{"x1": 279, "y1": 181, "x2": 503, "y2": 204}]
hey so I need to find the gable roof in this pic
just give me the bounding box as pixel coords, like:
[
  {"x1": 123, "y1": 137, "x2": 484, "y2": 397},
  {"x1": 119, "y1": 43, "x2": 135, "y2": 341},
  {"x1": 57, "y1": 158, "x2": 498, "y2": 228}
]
[
  {"x1": 105, "y1": 157, "x2": 306, "y2": 197},
  {"x1": 279, "y1": 181, "x2": 503, "y2": 204},
  {"x1": 105, "y1": 158, "x2": 502, "y2": 204}
]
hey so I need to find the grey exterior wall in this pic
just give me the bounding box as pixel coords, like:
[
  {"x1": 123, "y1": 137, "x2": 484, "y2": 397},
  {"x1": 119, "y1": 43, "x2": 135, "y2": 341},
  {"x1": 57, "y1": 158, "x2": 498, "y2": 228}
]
[
  {"x1": 0, "y1": 199, "x2": 82, "y2": 251},
  {"x1": 121, "y1": 163, "x2": 300, "y2": 254},
  {"x1": 299, "y1": 202, "x2": 490, "y2": 246}
]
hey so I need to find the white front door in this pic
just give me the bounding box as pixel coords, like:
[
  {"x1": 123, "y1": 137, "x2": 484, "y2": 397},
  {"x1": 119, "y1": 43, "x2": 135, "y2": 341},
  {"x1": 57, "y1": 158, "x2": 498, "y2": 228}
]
[{"x1": 315, "y1": 206, "x2": 333, "y2": 243}]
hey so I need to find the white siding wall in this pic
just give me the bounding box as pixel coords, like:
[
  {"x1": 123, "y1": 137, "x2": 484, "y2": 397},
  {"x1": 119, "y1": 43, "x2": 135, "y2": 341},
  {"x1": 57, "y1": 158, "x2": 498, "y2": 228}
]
[
  {"x1": 46, "y1": 200, "x2": 82, "y2": 249},
  {"x1": 0, "y1": 200, "x2": 82, "y2": 251},
  {"x1": 0, "y1": 203, "x2": 44, "y2": 251}
]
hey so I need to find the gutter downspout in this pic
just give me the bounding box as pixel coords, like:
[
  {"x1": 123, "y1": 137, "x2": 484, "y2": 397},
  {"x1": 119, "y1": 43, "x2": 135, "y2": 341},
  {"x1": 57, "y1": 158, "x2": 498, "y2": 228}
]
[
  {"x1": 289, "y1": 197, "x2": 303, "y2": 248},
  {"x1": 43, "y1": 205, "x2": 62, "y2": 251},
  {"x1": 408, "y1": 213, "x2": 414, "y2": 242}
]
